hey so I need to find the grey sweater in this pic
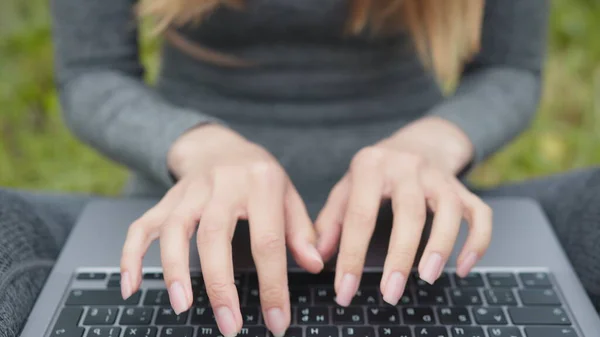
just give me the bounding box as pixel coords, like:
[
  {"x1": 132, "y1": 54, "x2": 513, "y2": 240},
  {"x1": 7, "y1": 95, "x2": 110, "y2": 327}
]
[{"x1": 50, "y1": 0, "x2": 548, "y2": 201}]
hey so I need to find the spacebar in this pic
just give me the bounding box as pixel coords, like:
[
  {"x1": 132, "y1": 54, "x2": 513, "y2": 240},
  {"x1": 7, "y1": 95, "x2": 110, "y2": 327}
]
[{"x1": 65, "y1": 290, "x2": 141, "y2": 305}]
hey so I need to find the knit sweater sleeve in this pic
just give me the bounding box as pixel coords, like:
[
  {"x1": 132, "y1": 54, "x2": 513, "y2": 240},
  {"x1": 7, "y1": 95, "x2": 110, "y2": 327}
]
[
  {"x1": 428, "y1": 0, "x2": 549, "y2": 164},
  {"x1": 50, "y1": 0, "x2": 223, "y2": 187}
]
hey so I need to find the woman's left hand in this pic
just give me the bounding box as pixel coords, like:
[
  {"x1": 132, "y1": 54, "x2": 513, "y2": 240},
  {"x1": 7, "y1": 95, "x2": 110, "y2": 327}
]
[{"x1": 315, "y1": 117, "x2": 493, "y2": 307}]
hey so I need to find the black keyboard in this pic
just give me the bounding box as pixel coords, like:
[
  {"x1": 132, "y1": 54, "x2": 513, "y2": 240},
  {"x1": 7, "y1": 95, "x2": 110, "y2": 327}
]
[{"x1": 47, "y1": 269, "x2": 582, "y2": 337}]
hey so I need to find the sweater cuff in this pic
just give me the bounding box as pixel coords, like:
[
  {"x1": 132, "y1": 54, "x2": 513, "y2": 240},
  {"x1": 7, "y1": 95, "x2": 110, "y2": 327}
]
[{"x1": 427, "y1": 98, "x2": 495, "y2": 168}]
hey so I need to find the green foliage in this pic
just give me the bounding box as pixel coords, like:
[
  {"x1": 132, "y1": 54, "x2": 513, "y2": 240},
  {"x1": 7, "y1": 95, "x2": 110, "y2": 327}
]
[{"x1": 0, "y1": 0, "x2": 599, "y2": 195}]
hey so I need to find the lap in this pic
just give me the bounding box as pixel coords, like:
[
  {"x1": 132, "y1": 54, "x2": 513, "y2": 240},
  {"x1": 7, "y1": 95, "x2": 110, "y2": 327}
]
[{"x1": 0, "y1": 189, "x2": 97, "y2": 336}]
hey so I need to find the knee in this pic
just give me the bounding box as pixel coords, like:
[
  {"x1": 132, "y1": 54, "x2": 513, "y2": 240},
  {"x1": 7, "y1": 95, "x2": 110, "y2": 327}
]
[{"x1": 0, "y1": 190, "x2": 59, "y2": 270}]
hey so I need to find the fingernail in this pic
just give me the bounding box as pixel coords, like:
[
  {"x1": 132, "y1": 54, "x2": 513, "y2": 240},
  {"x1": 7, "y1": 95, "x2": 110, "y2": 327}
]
[
  {"x1": 169, "y1": 282, "x2": 189, "y2": 314},
  {"x1": 121, "y1": 271, "x2": 132, "y2": 299},
  {"x1": 457, "y1": 252, "x2": 479, "y2": 278},
  {"x1": 335, "y1": 273, "x2": 359, "y2": 307},
  {"x1": 420, "y1": 253, "x2": 444, "y2": 284},
  {"x1": 265, "y1": 308, "x2": 288, "y2": 337},
  {"x1": 306, "y1": 243, "x2": 324, "y2": 267},
  {"x1": 382, "y1": 272, "x2": 406, "y2": 305},
  {"x1": 215, "y1": 306, "x2": 239, "y2": 337}
]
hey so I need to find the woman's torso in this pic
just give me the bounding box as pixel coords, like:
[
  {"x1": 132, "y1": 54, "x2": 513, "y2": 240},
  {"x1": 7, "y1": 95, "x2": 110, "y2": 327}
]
[{"x1": 130, "y1": 0, "x2": 446, "y2": 203}]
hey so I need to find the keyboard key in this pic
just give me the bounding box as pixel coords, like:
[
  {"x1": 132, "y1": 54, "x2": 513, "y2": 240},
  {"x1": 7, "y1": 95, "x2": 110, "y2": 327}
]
[
  {"x1": 238, "y1": 327, "x2": 267, "y2": 337},
  {"x1": 190, "y1": 276, "x2": 203, "y2": 289},
  {"x1": 269, "y1": 327, "x2": 302, "y2": 337},
  {"x1": 143, "y1": 272, "x2": 164, "y2": 280},
  {"x1": 333, "y1": 307, "x2": 364, "y2": 324},
  {"x1": 484, "y1": 289, "x2": 517, "y2": 306},
  {"x1": 109, "y1": 273, "x2": 121, "y2": 280},
  {"x1": 291, "y1": 289, "x2": 311, "y2": 305},
  {"x1": 194, "y1": 290, "x2": 209, "y2": 306},
  {"x1": 155, "y1": 307, "x2": 189, "y2": 325},
  {"x1": 524, "y1": 327, "x2": 579, "y2": 337},
  {"x1": 314, "y1": 288, "x2": 335, "y2": 304},
  {"x1": 508, "y1": 307, "x2": 571, "y2": 325},
  {"x1": 416, "y1": 288, "x2": 447, "y2": 305},
  {"x1": 360, "y1": 272, "x2": 383, "y2": 286},
  {"x1": 450, "y1": 327, "x2": 484, "y2": 337},
  {"x1": 519, "y1": 289, "x2": 561, "y2": 306},
  {"x1": 160, "y1": 327, "x2": 193, "y2": 337},
  {"x1": 367, "y1": 307, "x2": 399, "y2": 324},
  {"x1": 449, "y1": 289, "x2": 481, "y2": 305},
  {"x1": 196, "y1": 326, "x2": 221, "y2": 337},
  {"x1": 378, "y1": 327, "x2": 412, "y2": 337},
  {"x1": 353, "y1": 289, "x2": 379, "y2": 305},
  {"x1": 123, "y1": 327, "x2": 158, "y2": 337},
  {"x1": 287, "y1": 272, "x2": 335, "y2": 287},
  {"x1": 437, "y1": 307, "x2": 471, "y2": 325},
  {"x1": 519, "y1": 272, "x2": 552, "y2": 288},
  {"x1": 402, "y1": 307, "x2": 435, "y2": 325},
  {"x1": 342, "y1": 327, "x2": 375, "y2": 337},
  {"x1": 77, "y1": 272, "x2": 107, "y2": 280},
  {"x1": 306, "y1": 326, "x2": 339, "y2": 337},
  {"x1": 486, "y1": 273, "x2": 518, "y2": 288},
  {"x1": 486, "y1": 327, "x2": 522, "y2": 337},
  {"x1": 66, "y1": 290, "x2": 141, "y2": 306},
  {"x1": 247, "y1": 288, "x2": 260, "y2": 305},
  {"x1": 50, "y1": 327, "x2": 85, "y2": 337},
  {"x1": 83, "y1": 307, "x2": 118, "y2": 325},
  {"x1": 145, "y1": 289, "x2": 171, "y2": 305},
  {"x1": 242, "y1": 307, "x2": 261, "y2": 325},
  {"x1": 53, "y1": 307, "x2": 83, "y2": 328},
  {"x1": 191, "y1": 307, "x2": 214, "y2": 325},
  {"x1": 120, "y1": 307, "x2": 154, "y2": 325},
  {"x1": 298, "y1": 307, "x2": 329, "y2": 324},
  {"x1": 472, "y1": 307, "x2": 507, "y2": 325},
  {"x1": 106, "y1": 278, "x2": 121, "y2": 288},
  {"x1": 86, "y1": 327, "x2": 121, "y2": 337},
  {"x1": 454, "y1": 273, "x2": 484, "y2": 287},
  {"x1": 413, "y1": 272, "x2": 451, "y2": 288},
  {"x1": 415, "y1": 326, "x2": 448, "y2": 337}
]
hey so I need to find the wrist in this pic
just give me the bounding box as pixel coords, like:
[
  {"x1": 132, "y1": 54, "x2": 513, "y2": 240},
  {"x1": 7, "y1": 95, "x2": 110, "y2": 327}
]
[
  {"x1": 381, "y1": 117, "x2": 474, "y2": 175},
  {"x1": 167, "y1": 124, "x2": 244, "y2": 179}
]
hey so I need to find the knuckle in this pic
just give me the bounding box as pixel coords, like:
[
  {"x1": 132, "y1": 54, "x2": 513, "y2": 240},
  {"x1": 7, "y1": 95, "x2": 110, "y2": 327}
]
[
  {"x1": 440, "y1": 188, "x2": 463, "y2": 209},
  {"x1": 387, "y1": 249, "x2": 416, "y2": 269},
  {"x1": 345, "y1": 206, "x2": 377, "y2": 226},
  {"x1": 197, "y1": 222, "x2": 226, "y2": 245},
  {"x1": 259, "y1": 284, "x2": 289, "y2": 306},
  {"x1": 205, "y1": 281, "x2": 235, "y2": 303},
  {"x1": 253, "y1": 232, "x2": 285, "y2": 252},
  {"x1": 249, "y1": 161, "x2": 286, "y2": 185},
  {"x1": 351, "y1": 146, "x2": 386, "y2": 170},
  {"x1": 339, "y1": 249, "x2": 365, "y2": 270}
]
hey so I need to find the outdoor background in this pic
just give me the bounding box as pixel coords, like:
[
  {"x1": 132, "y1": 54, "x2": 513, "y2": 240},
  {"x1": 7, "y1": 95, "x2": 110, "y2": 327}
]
[{"x1": 1, "y1": 0, "x2": 599, "y2": 195}]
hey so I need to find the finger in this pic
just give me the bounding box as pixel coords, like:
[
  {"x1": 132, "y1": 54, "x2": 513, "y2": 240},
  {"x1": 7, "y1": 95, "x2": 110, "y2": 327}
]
[
  {"x1": 418, "y1": 171, "x2": 463, "y2": 284},
  {"x1": 381, "y1": 174, "x2": 427, "y2": 305},
  {"x1": 314, "y1": 177, "x2": 350, "y2": 261},
  {"x1": 452, "y1": 183, "x2": 493, "y2": 277},
  {"x1": 197, "y1": 192, "x2": 243, "y2": 337},
  {"x1": 160, "y1": 179, "x2": 211, "y2": 314},
  {"x1": 247, "y1": 163, "x2": 291, "y2": 337},
  {"x1": 285, "y1": 185, "x2": 324, "y2": 273},
  {"x1": 121, "y1": 183, "x2": 184, "y2": 299},
  {"x1": 335, "y1": 148, "x2": 385, "y2": 306}
]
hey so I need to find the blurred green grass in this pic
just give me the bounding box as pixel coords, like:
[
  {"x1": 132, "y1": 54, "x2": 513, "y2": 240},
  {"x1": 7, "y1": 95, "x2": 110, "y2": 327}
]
[{"x1": 1, "y1": 0, "x2": 599, "y2": 195}]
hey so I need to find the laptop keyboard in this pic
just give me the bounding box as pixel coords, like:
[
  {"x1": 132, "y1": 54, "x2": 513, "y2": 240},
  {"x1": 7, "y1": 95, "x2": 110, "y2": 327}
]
[{"x1": 48, "y1": 269, "x2": 581, "y2": 337}]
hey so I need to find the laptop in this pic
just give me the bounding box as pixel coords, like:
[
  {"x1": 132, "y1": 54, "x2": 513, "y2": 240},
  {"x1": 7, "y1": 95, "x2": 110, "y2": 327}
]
[{"x1": 20, "y1": 197, "x2": 600, "y2": 337}]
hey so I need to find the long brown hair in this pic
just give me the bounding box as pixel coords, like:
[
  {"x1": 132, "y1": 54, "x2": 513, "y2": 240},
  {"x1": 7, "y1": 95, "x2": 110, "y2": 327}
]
[{"x1": 138, "y1": 0, "x2": 485, "y2": 84}]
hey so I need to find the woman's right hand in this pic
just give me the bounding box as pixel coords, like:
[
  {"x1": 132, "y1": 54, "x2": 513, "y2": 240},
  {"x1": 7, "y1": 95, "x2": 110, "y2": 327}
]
[{"x1": 120, "y1": 125, "x2": 324, "y2": 337}]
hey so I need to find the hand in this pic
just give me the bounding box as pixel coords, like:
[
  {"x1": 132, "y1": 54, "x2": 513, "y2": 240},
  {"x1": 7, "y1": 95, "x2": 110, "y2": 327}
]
[
  {"x1": 121, "y1": 125, "x2": 323, "y2": 337},
  {"x1": 315, "y1": 117, "x2": 492, "y2": 307}
]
